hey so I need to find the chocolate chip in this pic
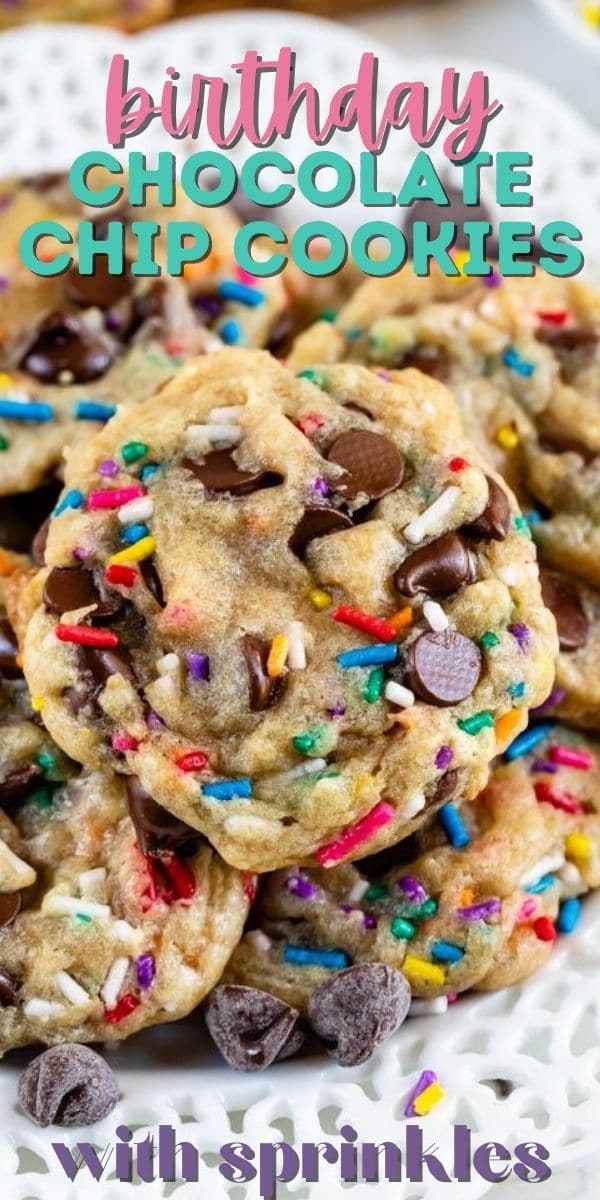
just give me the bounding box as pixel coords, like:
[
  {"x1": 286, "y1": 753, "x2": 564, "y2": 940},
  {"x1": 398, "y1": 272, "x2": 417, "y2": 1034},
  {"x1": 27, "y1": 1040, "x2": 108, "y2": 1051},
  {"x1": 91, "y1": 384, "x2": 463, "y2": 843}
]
[
  {"x1": 405, "y1": 630, "x2": 482, "y2": 706},
  {"x1": 63, "y1": 684, "x2": 95, "y2": 717},
  {"x1": 18, "y1": 1045, "x2": 119, "y2": 1127},
  {"x1": 401, "y1": 346, "x2": 451, "y2": 380},
  {"x1": 31, "y1": 517, "x2": 50, "y2": 566},
  {"x1": 0, "y1": 765, "x2": 43, "y2": 807},
  {"x1": 402, "y1": 182, "x2": 493, "y2": 254},
  {"x1": 0, "y1": 891, "x2": 21, "y2": 928},
  {"x1": 462, "y1": 476, "x2": 511, "y2": 541},
  {"x1": 83, "y1": 645, "x2": 136, "y2": 689},
  {"x1": 0, "y1": 483, "x2": 60, "y2": 555},
  {"x1": 288, "y1": 505, "x2": 353, "y2": 557},
  {"x1": 327, "y1": 430, "x2": 404, "y2": 504},
  {"x1": 140, "y1": 557, "x2": 165, "y2": 608},
  {"x1": 66, "y1": 258, "x2": 132, "y2": 311},
  {"x1": 20, "y1": 311, "x2": 114, "y2": 384},
  {"x1": 43, "y1": 566, "x2": 123, "y2": 622},
  {"x1": 182, "y1": 451, "x2": 282, "y2": 496},
  {"x1": 126, "y1": 775, "x2": 199, "y2": 857},
  {"x1": 536, "y1": 326, "x2": 598, "y2": 356},
  {"x1": 0, "y1": 968, "x2": 20, "y2": 1006},
  {"x1": 431, "y1": 768, "x2": 459, "y2": 805},
  {"x1": 394, "y1": 532, "x2": 477, "y2": 598},
  {"x1": 308, "y1": 963, "x2": 410, "y2": 1066},
  {"x1": 537, "y1": 417, "x2": 597, "y2": 462},
  {"x1": 266, "y1": 310, "x2": 294, "y2": 356},
  {"x1": 241, "y1": 634, "x2": 286, "y2": 711},
  {"x1": 0, "y1": 618, "x2": 21, "y2": 679},
  {"x1": 540, "y1": 570, "x2": 589, "y2": 652},
  {"x1": 205, "y1": 985, "x2": 303, "y2": 1071}
]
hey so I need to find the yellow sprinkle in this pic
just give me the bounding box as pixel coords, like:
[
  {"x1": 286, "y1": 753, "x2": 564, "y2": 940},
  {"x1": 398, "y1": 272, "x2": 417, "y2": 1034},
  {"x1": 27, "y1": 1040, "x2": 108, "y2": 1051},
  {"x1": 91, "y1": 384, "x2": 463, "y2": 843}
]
[
  {"x1": 495, "y1": 708, "x2": 523, "y2": 747},
  {"x1": 452, "y1": 249, "x2": 471, "y2": 281},
  {"x1": 402, "y1": 955, "x2": 446, "y2": 986},
  {"x1": 413, "y1": 1081, "x2": 445, "y2": 1116},
  {"x1": 109, "y1": 535, "x2": 156, "y2": 565},
  {"x1": 267, "y1": 634, "x2": 289, "y2": 678},
  {"x1": 495, "y1": 423, "x2": 519, "y2": 451},
  {"x1": 309, "y1": 588, "x2": 332, "y2": 611},
  {"x1": 31, "y1": 695, "x2": 45, "y2": 712},
  {"x1": 0, "y1": 372, "x2": 13, "y2": 388},
  {"x1": 582, "y1": 2, "x2": 600, "y2": 27},
  {"x1": 565, "y1": 833, "x2": 592, "y2": 863},
  {"x1": 388, "y1": 606, "x2": 413, "y2": 631}
]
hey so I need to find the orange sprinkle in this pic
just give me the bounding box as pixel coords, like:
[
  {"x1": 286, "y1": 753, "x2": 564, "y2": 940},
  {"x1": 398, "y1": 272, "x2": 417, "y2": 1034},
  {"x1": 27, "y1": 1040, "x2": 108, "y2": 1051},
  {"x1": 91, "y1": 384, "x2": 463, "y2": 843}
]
[
  {"x1": 459, "y1": 886, "x2": 474, "y2": 907},
  {"x1": 267, "y1": 634, "x2": 289, "y2": 678},
  {"x1": 388, "y1": 606, "x2": 413, "y2": 632},
  {"x1": 495, "y1": 708, "x2": 523, "y2": 747}
]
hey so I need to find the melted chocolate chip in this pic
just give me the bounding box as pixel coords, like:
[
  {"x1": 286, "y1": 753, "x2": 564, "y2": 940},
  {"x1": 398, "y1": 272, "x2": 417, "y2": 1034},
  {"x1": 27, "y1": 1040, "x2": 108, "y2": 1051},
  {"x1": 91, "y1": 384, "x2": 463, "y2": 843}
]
[
  {"x1": 43, "y1": 566, "x2": 123, "y2": 622},
  {"x1": 205, "y1": 985, "x2": 303, "y2": 1072},
  {"x1": 0, "y1": 891, "x2": 21, "y2": 928},
  {"x1": 0, "y1": 968, "x2": 20, "y2": 1006},
  {"x1": 241, "y1": 634, "x2": 286, "y2": 711},
  {"x1": 140, "y1": 557, "x2": 165, "y2": 608},
  {"x1": 66, "y1": 258, "x2": 132, "y2": 311},
  {"x1": 462, "y1": 476, "x2": 511, "y2": 541},
  {"x1": 0, "y1": 618, "x2": 21, "y2": 679},
  {"x1": 0, "y1": 765, "x2": 43, "y2": 807},
  {"x1": 126, "y1": 775, "x2": 199, "y2": 857},
  {"x1": 82, "y1": 645, "x2": 136, "y2": 690},
  {"x1": 540, "y1": 570, "x2": 589, "y2": 652},
  {"x1": 182, "y1": 451, "x2": 282, "y2": 496},
  {"x1": 288, "y1": 505, "x2": 353, "y2": 557},
  {"x1": 31, "y1": 517, "x2": 50, "y2": 566},
  {"x1": 394, "y1": 532, "x2": 477, "y2": 598},
  {"x1": 18, "y1": 1045, "x2": 119, "y2": 1127},
  {"x1": 405, "y1": 630, "x2": 482, "y2": 706},
  {"x1": 327, "y1": 430, "x2": 404, "y2": 504},
  {"x1": 20, "y1": 312, "x2": 114, "y2": 384},
  {"x1": 308, "y1": 963, "x2": 410, "y2": 1066}
]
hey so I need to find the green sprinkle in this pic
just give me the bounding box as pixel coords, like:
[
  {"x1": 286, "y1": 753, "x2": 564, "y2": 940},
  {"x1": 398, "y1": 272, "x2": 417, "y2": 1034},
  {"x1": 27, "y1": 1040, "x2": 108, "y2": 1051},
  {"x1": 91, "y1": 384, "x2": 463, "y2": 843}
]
[
  {"x1": 513, "y1": 514, "x2": 532, "y2": 538},
  {"x1": 32, "y1": 788, "x2": 53, "y2": 809},
  {"x1": 319, "y1": 309, "x2": 338, "y2": 323},
  {"x1": 363, "y1": 667, "x2": 384, "y2": 704},
  {"x1": 0, "y1": 434, "x2": 9, "y2": 451},
  {"x1": 291, "y1": 728, "x2": 323, "y2": 755},
  {"x1": 75, "y1": 913, "x2": 92, "y2": 924},
  {"x1": 121, "y1": 440, "x2": 148, "y2": 464},
  {"x1": 365, "y1": 883, "x2": 388, "y2": 903},
  {"x1": 36, "y1": 750, "x2": 55, "y2": 774},
  {"x1": 457, "y1": 711, "x2": 495, "y2": 735},
  {"x1": 417, "y1": 897, "x2": 438, "y2": 918},
  {"x1": 479, "y1": 631, "x2": 500, "y2": 650},
  {"x1": 297, "y1": 368, "x2": 326, "y2": 387},
  {"x1": 390, "y1": 916, "x2": 416, "y2": 940}
]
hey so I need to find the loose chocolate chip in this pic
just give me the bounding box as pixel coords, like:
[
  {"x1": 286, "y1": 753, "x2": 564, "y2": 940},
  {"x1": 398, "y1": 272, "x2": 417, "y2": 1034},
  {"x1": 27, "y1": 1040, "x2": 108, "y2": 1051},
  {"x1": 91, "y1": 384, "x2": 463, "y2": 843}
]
[
  {"x1": 182, "y1": 451, "x2": 282, "y2": 496},
  {"x1": 462, "y1": 476, "x2": 511, "y2": 542},
  {"x1": 18, "y1": 1045, "x2": 119, "y2": 1127},
  {"x1": 0, "y1": 968, "x2": 20, "y2": 1006},
  {"x1": 405, "y1": 630, "x2": 482, "y2": 706},
  {"x1": 31, "y1": 517, "x2": 50, "y2": 566},
  {"x1": 126, "y1": 775, "x2": 199, "y2": 857},
  {"x1": 65, "y1": 258, "x2": 132, "y2": 311},
  {"x1": 20, "y1": 311, "x2": 114, "y2": 384},
  {"x1": 308, "y1": 963, "x2": 410, "y2": 1067},
  {"x1": 241, "y1": 634, "x2": 286, "y2": 711},
  {"x1": 394, "y1": 532, "x2": 476, "y2": 598},
  {"x1": 0, "y1": 618, "x2": 21, "y2": 679},
  {"x1": 266, "y1": 310, "x2": 295, "y2": 356},
  {"x1": 140, "y1": 556, "x2": 165, "y2": 608},
  {"x1": 540, "y1": 570, "x2": 589, "y2": 652},
  {"x1": 43, "y1": 566, "x2": 123, "y2": 622},
  {"x1": 0, "y1": 765, "x2": 43, "y2": 807},
  {"x1": 288, "y1": 505, "x2": 353, "y2": 557},
  {"x1": 83, "y1": 645, "x2": 136, "y2": 689},
  {"x1": 205, "y1": 985, "x2": 304, "y2": 1071},
  {"x1": 0, "y1": 891, "x2": 21, "y2": 928},
  {"x1": 327, "y1": 430, "x2": 404, "y2": 504}
]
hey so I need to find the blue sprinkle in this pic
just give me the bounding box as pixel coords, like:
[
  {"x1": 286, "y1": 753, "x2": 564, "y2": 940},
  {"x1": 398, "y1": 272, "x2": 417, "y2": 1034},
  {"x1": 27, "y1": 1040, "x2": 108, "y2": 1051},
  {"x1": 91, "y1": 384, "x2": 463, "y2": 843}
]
[
  {"x1": 431, "y1": 941, "x2": 465, "y2": 964},
  {"x1": 217, "y1": 280, "x2": 265, "y2": 307},
  {"x1": 121, "y1": 523, "x2": 149, "y2": 546},
  {"x1": 141, "y1": 463, "x2": 159, "y2": 483},
  {"x1": 219, "y1": 319, "x2": 243, "y2": 345},
  {"x1": 525, "y1": 873, "x2": 556, "y2": 895},
  {"x1": 284, "y1": 945, "x2": 350, "y2": 969},
  {"x1": 504, "y1": 723, "x2": 554, "y2": 761},
  {"x1": 438, "y1": 803, "x2": 470, "y2": 849},
  {"x1": 336, "y1": 644, "x2": 398, "y2": 668},
  {"x1": 502, "y1": 347, "x2": 535, "y2": 378},
  {"x1": 202, "y1": 778, "x2": 253, "y2": 801},
  {"x1": 345, "y1": 326, "x2": 363, "y2": 341},
  {"x1": 54, "y1": 489, "x2": 84, "y2": 515},
  {"x1": 508, "y1": 681, "x2": 527, "y2": 700},
  {"x1": 74, "y1": 400, "x2": 116, "y2": 422},
  {"x1": 525, "y1": 510, "x2": 543, "y2": 526},
  {"x1": 0, "y1": 399, "x2": 54, "y2": 422},
  {"x1": 557, "y1": 897, "x2": 581, "y2": 934}
]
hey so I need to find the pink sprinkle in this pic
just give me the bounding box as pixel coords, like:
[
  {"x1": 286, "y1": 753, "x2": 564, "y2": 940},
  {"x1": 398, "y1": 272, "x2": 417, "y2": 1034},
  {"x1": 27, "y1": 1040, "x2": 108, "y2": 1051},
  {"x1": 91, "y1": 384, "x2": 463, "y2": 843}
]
[
  {"x1": 72, "y1": 546, "x2": 91, "y2": 561},
  {"x1": 315, "y1": 800, "x2": 395, "y2": 868},
  {"x1": 404, "y1": 1070, "x2": 438, "y2": 1117},
  {"x1": 518, "y1": 898, "x2": 537, "y2": 923},
  {"x1": 376, "y1": 369, "x2": 391, "y2": 381},
  {"x1": 87, "y1": 486, "x2": 146, "y2": 511},
  {"x1": 98, "y1": 459, "x2": 119, "y2": 478},
  {"x1": 548, "y1": 745, "x2": 595, "y2": 771},
  {"x1": 236, "y1": 266, "x2": 258, "y2": 285},
  {"x1": 447, "y1": 992, "x2": 458, "y2": 1003},
  {"x1": 111, "y1": 732, "x2": 140, "y2": 753}
]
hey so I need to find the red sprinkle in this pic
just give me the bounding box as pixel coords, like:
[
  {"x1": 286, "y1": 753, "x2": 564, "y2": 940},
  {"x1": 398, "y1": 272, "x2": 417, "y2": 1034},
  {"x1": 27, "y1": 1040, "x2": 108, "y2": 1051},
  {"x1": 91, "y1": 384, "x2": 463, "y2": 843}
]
[
  {"x1": 537, "y1": 310, "x2": 569, "y2": 325},
  {"x1": 175, "y1": 751, "x2": 210, "y2": 773},
  {"x1": 161, "y1": 853, "x2": 197, "y2": 902},
  {"x1": 242, "y1": 871, "x2": 258, "y2": 903},
  {"x1": 87, "y1": 486, "x2": 146, "y2": 511},
  {"x1": 104, "y1": 993, "x2": 141, "y2": 1023},
  {"x1": 111, "y1": 732, "x2": 139, "y2": 753},
  {"x1": 55, "y1": 624, "x2": 119, "y2": 648},
  {"x1": 105, "y1": 563, "x2": 138, "y2": 587},
  {"x1": 534, "y1": 781, "x2": 583, "y2": 814},
  {"x1": 449, "y1": 456, "x2": 469, "y2": 472},
  {"x1": 297, "y1": 412, "x2": 326, "y2": 437},
  {"x1": 532, "y1": 916, "x2": 557, "y2": 943},
  {"x1": 333, "y1": 604, "x2": 397, "y2": 643}
]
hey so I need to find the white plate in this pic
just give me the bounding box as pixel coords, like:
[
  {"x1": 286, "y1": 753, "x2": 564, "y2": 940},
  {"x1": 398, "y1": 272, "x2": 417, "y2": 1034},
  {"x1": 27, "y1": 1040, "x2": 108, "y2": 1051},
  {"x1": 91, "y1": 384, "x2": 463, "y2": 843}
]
[
  {"x1": 534, "y1": 0, "x2": 600, "y2": 58},
  {"x1": 1, "y1": 13, "x2": 600, "y2": 1198}
]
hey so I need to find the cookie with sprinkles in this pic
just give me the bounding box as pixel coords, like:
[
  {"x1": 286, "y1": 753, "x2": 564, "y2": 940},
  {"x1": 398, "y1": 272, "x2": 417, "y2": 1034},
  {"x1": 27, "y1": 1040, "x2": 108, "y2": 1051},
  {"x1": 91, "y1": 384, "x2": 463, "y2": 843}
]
[
  {"x1": 536, "y1": 568, "x2": 600, "y2": 731},
  {"x1": 21, "y1": 349, "x2": 556, "y2": 871},
  {"x1": 220, "y1": 726, "x2": 600, "y2": 1059},
  {"x1": 0, "y1": 174, "x2": 289, "y2": 495}
]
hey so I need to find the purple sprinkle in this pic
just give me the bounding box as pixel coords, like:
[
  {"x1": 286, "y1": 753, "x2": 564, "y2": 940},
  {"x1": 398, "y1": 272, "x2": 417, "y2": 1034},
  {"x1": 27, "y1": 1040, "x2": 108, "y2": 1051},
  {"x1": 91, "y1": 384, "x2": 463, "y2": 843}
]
[
  {"x1": 531, "y1": 687, "x2": 567, "y2": 715},
  {"x1": 146, "y1": 710, "x2": 166, "y2": 731},
  {"x1": 105, "y1": 309, "x2": 125, "y2": 332},
  {"x1": 508, "y1": 623, "x2": 531, "y2": 651},
  {"x1": 376, "y1": 369, "x2": 391, "y2": 381},
  {"x1": 72, "y1": 546, "x2": 90, "y2": 561},
  {"x1": 404, "y1": 1069, "x2": 438, "y2": 1117},
  {"x1": 99, "y1": 459, "x2": 119, "y2": 478},
  {"x1": 397, "y1": 875, "x2": 427, "y2": 904},
  {"x1": 193, "y1": 294, "x2": 224, "y2": 321},
  {"x1": 531, "y1": 759, "x2": 559, "y2": 775},
  {"x1": 328, "y1": 700, "x2": 346, "y2": 718},
  {"x1": 187, "y1": 652, "x2": 210, "y2": 682},
  {"x1": 0, "y1": 277, "x2": 8, "y2": 293},
  {"x1": 483, "y1": 269, "x2": 502, "y2": 288},
  {"x1": 435, "y1": 745, "x2": 453, "y2": 770},
  {"x1": 311, "y1": 476, "x2": 331, "y2": 499},
  {"x1": 339, "y1": 903, "x2": 354, "y2": 913},
  {"x1": 135, "y1": 953, "x2": 156, "y2": 990},
  {"x1": 456, "y1": 898, "x2": 501, "y2": 921},
  {"x1": 287, "y1": 874, "x2": 317, "y2": 900},
  {"x1": 362, "y1": 912, "x2": 377, "y2": 930}
]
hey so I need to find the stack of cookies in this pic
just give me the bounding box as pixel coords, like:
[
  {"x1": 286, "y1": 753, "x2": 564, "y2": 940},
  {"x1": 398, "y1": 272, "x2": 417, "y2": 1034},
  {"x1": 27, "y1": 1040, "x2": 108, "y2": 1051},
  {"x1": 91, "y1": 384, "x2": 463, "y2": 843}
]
[{"x1": 1, "y1": 175, "x2": 599, "y2": 1105}]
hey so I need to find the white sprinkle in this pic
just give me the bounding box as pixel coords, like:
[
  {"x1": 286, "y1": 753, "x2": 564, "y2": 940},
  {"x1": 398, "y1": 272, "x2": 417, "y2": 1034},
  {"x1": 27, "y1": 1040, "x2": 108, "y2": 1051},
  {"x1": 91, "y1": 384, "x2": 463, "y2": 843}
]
[
  {"x1": 113, "y1": 919, "x2": 137, "y2": 943},
  {"x1": 223, "y1": 815, "x2": 277, "y2": 837},
  {"x1": 281, "y1": 758, "x2": 327, "y2": 781},
  {"x1": 558, "y1": 862, "x2": 584, "y2": 890},
  {"x1": 23, "y1": 998, "x2": 65, "y2": 1022},
  {"x1": 54, "y1": 971, "x2": 91, "y2": 1007},
  {"x1": 478, "y1": 297, "x2": 500, "y2": 321},
  {"x1": 157, "y1": 652, "x2": 180, "y2": 675},
  {"x1": 286, "y1": 620, "x2": 307, "y2": 670},
  {"x1": 185, "y1": 423, "x2": 242, "y2": 452},
  {"x1": 384, "y1": 681, "x2": 415, "y2": 708},
  {"x1": 245, "y1": 929, "x2": 272, "y2": 953},
  {"x1": 117, "y1": 496, "x2": 154, "y2": 525},
  {"x1": 78, "y1": 867, "x2": 107, "y2": 896},
  {"x1": 423, "y1": 600, "x2": 449, "y2": 632},
  {"x1": 402, "y1": 791, "x2": 426, "y2": 819},
  {"x1": 42, "y1": 894, "x2": 111, "y2": 920},
  {"x1": 497, "y1": 563, "x2": 538, "y2": 587},
  {"x1": 58, "y1": 369, "x2": 74, "y2": 385},
  {"x1": 348, "y1": 879, "x2": 370, "y2": 904},
  {"x1": 410, "y1": 996, "x2": 449, "y2": 1017},
  {"x1": 208, "y1": 405, "x2": 244, "y2": 423},
  {"x1": 101, "y1": 957, "x2": 130, "y2": 1010},
  {"x1": 403, "y1": 487, "x2": 460, "y2": 545},
  {"x1": 520, "y1": 850, "x2": 565, "y2": 888}
]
